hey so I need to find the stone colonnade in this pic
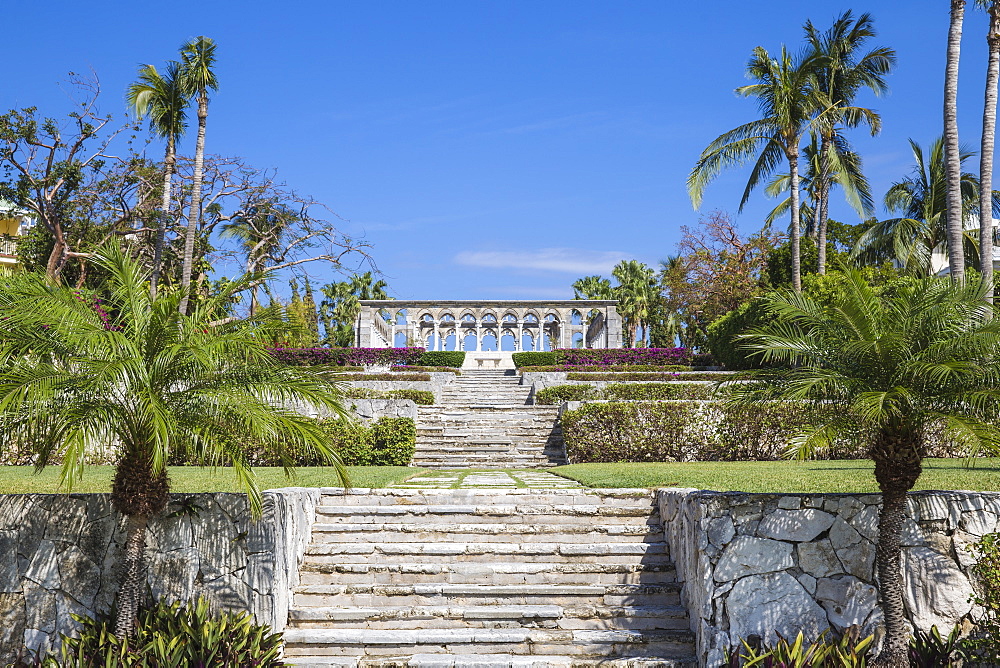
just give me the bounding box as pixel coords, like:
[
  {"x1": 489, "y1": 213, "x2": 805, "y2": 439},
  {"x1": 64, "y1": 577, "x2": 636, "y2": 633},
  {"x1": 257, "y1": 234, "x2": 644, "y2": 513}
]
[{"x1": 355, "y1": 300, "x2": 622, "y2": 350}]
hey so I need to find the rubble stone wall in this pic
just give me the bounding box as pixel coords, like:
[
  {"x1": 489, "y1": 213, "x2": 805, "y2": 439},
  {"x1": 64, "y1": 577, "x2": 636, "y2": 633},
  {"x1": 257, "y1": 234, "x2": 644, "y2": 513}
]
[
  {"x1": 658, "y1": 488, "x2": 1000, "y2": 667},
  {"x1": 0, "y1": 487, "x2": 318, "y2": 662}
]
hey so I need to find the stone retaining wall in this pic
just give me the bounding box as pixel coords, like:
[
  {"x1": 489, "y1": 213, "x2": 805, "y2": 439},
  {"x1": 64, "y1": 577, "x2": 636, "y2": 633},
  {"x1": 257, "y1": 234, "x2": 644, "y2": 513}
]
[
  {"x1": 657, "y1": 488, "x2": 1000, "y2": 667},
  {"x1": 0, "y1": 488, "x2": 318, "y2": 662}
]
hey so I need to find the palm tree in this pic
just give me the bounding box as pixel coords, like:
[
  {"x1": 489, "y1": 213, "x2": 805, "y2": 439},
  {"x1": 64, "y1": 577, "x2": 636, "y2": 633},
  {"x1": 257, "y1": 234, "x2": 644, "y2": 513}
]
[
  {"x1": 612, "y1": 260, "x2": 657, "y2": 347},
  {"x1": 0, "y1": 248, "x2": 348, "y2": 637},
  {"x1": 177, "y1": 36, "x2": 219, "y2": 315},
  {"x1": 220, "y1": 199, "x2": 298, "y2": 315},
  {"x1": 571, "y1": 275, "x2": 614, "y2": 300},
  {"x1": 945, "y1": 0, "x2": 968, "y2": 282},
  {"x1": 126, "y1": 61, "x2": 190, "y2": 299},
  {"x1": 728, "y1": 271, "x2": 1000, "y2": 668},
  {"x1": 851, "y1": 138, "x2": 982, "y2": 276},
  {"x1": 689, "y1": 45, "x2": 821, "y2": 292},
  {"x1": 764, "y1": 133, "x2": 873, "y2": 232},
  {"x1": 979, "y1": 0, "x2": 1000, "y2": 299},
  {"x1": 804, "y1": 11, "x2": 895, "y2": 274},
  {"x1": 319, "y1": 272, "x2": 389, "y2": 346}
]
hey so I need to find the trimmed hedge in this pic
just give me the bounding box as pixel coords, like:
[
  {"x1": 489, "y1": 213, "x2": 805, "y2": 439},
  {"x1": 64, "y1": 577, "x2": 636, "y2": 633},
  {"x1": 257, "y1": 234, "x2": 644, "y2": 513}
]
[
  {"x1": 418, "y1": 350, "x2": 466, "y2": 367},
  {"x1": 561, "y1": 401, "x2": 868, "y2": 463},
  {"x1": 344, "y1": 387, "x2": 435, "y2": 405},
  {"x1": 535, "y1": 383, "x2": 712, "y2": 405},
  {"x1": 270, "y1": 347, "x2": 425, "y2": 366},
  {"x1": 558, "y1": 347, "x2": 693, "y2": 366},
  {"x1": 333, "y1": 373, "x2": 431, "y2": 381},
  {"x1": 512, "y1": 351, "x2": 559, "y2": 367},
  {"x1": 521, "y1": 364, "x2": 692, "y2": 373},
  {"x1": 566, "y1": 372, "x2": 722, "y2": 381},
  {"x1": 315, "y1": 417, "x2": 416, "y2": 466}
]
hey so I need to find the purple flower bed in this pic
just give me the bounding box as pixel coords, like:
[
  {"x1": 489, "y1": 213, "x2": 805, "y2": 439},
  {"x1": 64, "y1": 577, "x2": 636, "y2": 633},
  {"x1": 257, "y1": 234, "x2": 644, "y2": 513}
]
[
  {"x1": 269, "y1": 347, "x2": 425, "y2": 366},
  {"x1": 555, "y1": 348, "x2": 694, "y2": 366}
]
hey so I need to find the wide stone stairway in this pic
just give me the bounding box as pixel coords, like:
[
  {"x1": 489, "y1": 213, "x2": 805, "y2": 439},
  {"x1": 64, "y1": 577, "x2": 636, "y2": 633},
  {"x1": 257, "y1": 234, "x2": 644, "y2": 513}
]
[
  {"x1": 282, "y1": 488, "x2": 697, "y2": 667},
  {"x1": 413, "y1": 370, "x2": 565, "y2": 468}
]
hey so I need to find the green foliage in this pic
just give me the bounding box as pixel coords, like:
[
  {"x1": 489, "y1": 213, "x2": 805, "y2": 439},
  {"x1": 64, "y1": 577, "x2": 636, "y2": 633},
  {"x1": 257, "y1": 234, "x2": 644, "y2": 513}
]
[
  {"x1": 765, "y1": 236, "x2": 820, "y2": 288},
  {"x1": 566, "y1": 372, "x2": 711, "y2": 381},
  {"x1": 909, "y1": 625, "x2": 963, "y2": 668},
  {"x1": 418, "y1": 351, "x2": 466, "y2": 367},
  {"x1": 369, "y1": 417, "x2": 417, "y2": 466},
  {"x1": 520, "y1": 365, "x2": 692, "y2": 373},
  {"x1": 393, "y1": 365, "x2": 462, "y2": 375},
  {"x1": 332, "y1": 373, "x2": 431, "y2": 381},
  {"x1": 535, "y1": 385, "x2": 600, "y2": 404},
  {"x1": 55, "y1": 597, "x2": 283, "y2": 666},
  {"x1": 962, "y1": 533, "x2": 1000, "y2": 664},
  {"x1": 512, "y1": 351, "x2": 560, "y2": 367},
  {"x1": 706, "y1": 298, "x2": 775, "y2": 370},
  {"x1": 343, "y1": 388, "x2": 435, "y2": 405},
  {"x1": 601, "y1": 383, "x2": 712, "y2": 401},
  {"x1": 726, "y1": 629, "x2": 873, "y2": 667}
]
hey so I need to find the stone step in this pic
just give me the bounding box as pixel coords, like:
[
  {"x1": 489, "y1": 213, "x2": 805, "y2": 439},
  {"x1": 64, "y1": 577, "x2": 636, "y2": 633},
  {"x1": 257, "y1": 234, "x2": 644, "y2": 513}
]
[
  {"x1": 287, "y1": 604, "x2": 690, "y2": 631},
  {"x1": 286, "y1": 654, "x2": 696, "y2": 667},
  {"x1": 314, "y1": 504, "x2": 658, "y2": 521},
  {"x1": 316, "y1": 490, "x2": 655, "y2": 505},
  {"x1": 282, "y1": 628, "x2": 695, "y2": 658},
  {"x1": 304, "y1": 541, "x2": 671, "y2": 564},
  {"x1": 297, "y1": 562, "x2": 677, "y2": 586},
  {"x1": 308, "y1": 523, "x2": 662, "y2": 543}
]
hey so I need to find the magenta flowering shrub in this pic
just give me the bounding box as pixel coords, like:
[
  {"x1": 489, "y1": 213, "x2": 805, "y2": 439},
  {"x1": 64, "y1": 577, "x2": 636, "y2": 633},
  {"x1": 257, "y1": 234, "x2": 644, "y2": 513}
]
[
  {"x1": 556, "y1": 348, "x2": 694, "y2": 366},
  {"x1": 73, "y1": 290, "x2": 119, "y2": 331},
  {"x1": 269, "y1": 347, "x2": 425, "y2": 366}
]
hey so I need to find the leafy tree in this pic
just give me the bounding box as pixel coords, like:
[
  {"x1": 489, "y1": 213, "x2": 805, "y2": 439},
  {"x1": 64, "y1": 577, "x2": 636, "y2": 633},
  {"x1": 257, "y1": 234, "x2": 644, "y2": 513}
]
[
  {"x1": 804, "y1": 10, "x2": 894, "y2": 274},
  {"x1": 0, "y1": 248, "x2": 348, "y2": 637},
  {"x1": 319, "y1": 272, "x2": 389, "y2": 346},
  {"x1": 729, "y1": 271, "x2": 1000, "y2": 667},
  {"x1": 851, "y1": 138, "x2": 983, "y2": 276},
  {"x1": 612, "y1": 260, "x2": 658, "y2": 348},
  {"x1": 126, "y1": 61, "x2": 190, "y2": 298},
  {"x1": 177, "y1": 36, "x2": 219, "y2": 315},
  {"x1": 689, "y1": 45, "x2": 821, "y2": 291}
]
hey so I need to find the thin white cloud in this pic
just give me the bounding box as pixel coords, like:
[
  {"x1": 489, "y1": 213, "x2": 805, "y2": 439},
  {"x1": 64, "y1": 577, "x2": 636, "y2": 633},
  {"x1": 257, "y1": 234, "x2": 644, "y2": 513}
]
[{"x1": 454, "y1": 247, "x2": 632, "y2": 275}]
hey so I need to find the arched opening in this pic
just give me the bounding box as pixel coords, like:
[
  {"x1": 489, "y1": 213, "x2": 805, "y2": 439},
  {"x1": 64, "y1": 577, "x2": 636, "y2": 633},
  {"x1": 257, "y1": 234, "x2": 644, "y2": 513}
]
[
  {"x1": 395, "y1": 309, "x2": 408, "y2": 326},
  {"x1": 500, "y1": 332, "x2": 516, "y2": 351},
  {"x1": 572, "y1": 332, "x2": 584, "y2": 348},
  {"x1": 571, "y1": 309, "x2": 583, "y2": 325},
  {"x1": 462, "y1": 333, "x2": 478, "y2": 351},
  {"x1": 444, "y1": 332, "x2": 457, "y2": 351},
  {"x1": 521, "y1": 333, "x2": 535, "y2": 351},
  {"x1": 394, "y1": 331, "x2": 408, "y2": 347},
  {"x1": 481, "y1": 331, "x2": 498, "y2": 351}
]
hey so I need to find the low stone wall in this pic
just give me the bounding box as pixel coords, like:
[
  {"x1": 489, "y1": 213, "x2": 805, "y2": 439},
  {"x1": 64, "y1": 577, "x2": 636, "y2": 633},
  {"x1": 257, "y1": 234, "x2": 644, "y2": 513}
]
[
  {"x1": 658, "y1": 489, "x2": 1000, "y2": 667},
  {"x1": 0, "y1": 488, "x2": 318, "y2": 661},
  {"x1": 346, "y1": 371, "x2": 456, "y2": 403},
  {"x1": 346, "y1": 398, "x2": 418, "y2": 423}
]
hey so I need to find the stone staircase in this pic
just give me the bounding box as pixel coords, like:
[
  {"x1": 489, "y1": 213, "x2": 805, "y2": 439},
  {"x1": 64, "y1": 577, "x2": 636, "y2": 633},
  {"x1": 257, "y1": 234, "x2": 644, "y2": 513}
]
[
  {"x1": 413, "y1": 370, "x2": 565, "y2": 468},
  {"x1": 282, "y1": 488, "x2": 697, "y2": 667}
]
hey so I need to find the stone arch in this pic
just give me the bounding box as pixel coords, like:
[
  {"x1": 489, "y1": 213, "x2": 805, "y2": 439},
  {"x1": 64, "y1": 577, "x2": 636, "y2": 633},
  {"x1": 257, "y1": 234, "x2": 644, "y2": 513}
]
[
  {"x1": 571, "y1": 309, "x2": 583, "y2": 326},
  {"x1": 523, "y1": 312, "x2": 539, "y2": 324},
  {"x1": 502, "y1": 312, "x2": 518, "y2": 324}
]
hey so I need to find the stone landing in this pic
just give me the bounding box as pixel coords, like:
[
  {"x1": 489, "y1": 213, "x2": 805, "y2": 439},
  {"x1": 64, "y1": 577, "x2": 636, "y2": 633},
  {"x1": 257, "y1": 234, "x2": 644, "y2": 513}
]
[{"x1": 282, "y1": 488, "x2": 697, "y2": 667}]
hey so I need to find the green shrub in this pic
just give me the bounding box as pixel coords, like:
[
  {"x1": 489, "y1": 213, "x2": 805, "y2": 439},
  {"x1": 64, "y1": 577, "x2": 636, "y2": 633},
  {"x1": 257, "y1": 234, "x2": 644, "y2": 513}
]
[
  {"x1": 602, "y1": 382, "x2": 713, "y2": 401},
  {"x1": 566, "y1": 372, "x2": 708, "y2": 381},
  {"x1": 512, "y1": 351, "x2": 560, "y2": 367},
  {"x1": 520, "y1": 364, "x2": 692, "y2": 373},
  {"x1": 562, "y1": 401, "x2": 705, "y2": 462},
  {"x1": 726, "y1": 628, "x2": 873, "y2": 667},
  {"x1": 706, "y1": 297, "x2": 777, "y2": 370},
  {"x1": 369, "y1": 417, "x2": 417, "y2": 465},
  {"x1": 535, "y1": 384, "x2": 599, "y2": 404},
  {"x1": 387, "y1": 389, "x2": 435, "y2": 405},
  {"x1": 418, "y1": 351, "x2": 466, "y2": 367},
  {"x1": 55, "y1": 597, "x2": 283, "y2": 666},
  {"x1": 393, "y1": 365, "x2": 462, "y2": 374},
  {"x1": 332, "y1": 373, "x2": 431, "y2": 381}
]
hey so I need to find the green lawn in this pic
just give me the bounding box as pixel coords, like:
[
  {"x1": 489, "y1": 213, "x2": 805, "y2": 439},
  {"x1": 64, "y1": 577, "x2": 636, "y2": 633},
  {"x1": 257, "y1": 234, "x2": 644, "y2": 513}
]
[
  {"x1": 0, "y1": 466, "x2": 425, "y2": 494},
  {"x1": 551, "y1": 458, "x2": 1000, "y2": 493}
]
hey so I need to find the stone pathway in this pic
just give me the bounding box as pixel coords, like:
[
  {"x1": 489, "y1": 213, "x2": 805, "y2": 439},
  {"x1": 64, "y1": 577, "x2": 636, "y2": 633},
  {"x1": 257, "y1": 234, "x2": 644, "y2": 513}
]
[{"x1": 391, "y1": 469, "x2": 582, "y2": 489}]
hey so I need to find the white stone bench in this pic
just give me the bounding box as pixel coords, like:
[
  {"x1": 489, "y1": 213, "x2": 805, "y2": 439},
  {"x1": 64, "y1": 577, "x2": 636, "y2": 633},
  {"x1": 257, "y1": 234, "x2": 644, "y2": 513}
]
[{"x1": 474, "y1": 356, "x2": 501, "y2": 368}]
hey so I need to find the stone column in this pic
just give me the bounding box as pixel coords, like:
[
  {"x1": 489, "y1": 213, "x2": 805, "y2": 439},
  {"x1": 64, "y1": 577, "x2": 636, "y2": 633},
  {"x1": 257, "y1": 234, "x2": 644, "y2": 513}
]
[{"x1": 433, "y1": 324, "x2": 439, "y2": 351}]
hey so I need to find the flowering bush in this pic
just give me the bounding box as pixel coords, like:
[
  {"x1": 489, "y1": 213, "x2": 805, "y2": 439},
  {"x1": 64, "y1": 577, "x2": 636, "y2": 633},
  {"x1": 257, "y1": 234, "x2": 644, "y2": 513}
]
[
  {"x1": 557, "y1": 348, "x2": 694, "y2": 366},
  {"x1": 269, "y1": 347, "x2": 425, "y2": 366},
  {"x1": 521, "y1": 364, "x2": 692, "y2": 373}
]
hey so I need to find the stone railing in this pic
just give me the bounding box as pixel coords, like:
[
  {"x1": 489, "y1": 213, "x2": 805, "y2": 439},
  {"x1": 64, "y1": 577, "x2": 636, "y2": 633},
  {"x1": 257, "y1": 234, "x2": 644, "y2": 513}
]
[
  {"x1": 0, "y1": 237, "x2": 17, "y2": 256},
  {"x1": 657, "y1": 488, "x2": 1000, "y2": 667}
]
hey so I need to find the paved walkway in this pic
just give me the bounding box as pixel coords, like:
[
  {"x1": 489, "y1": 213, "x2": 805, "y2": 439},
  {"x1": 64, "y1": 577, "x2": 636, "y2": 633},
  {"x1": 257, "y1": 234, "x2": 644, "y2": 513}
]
[{"x1": 390, "y1": 469, "x2": 582, "y2": 489}]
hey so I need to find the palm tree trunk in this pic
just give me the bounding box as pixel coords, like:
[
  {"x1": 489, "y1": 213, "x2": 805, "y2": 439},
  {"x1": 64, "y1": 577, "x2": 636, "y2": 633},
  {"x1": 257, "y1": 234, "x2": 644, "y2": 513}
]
[
  {"x1": 789, "y1": 151, "x2": 803, "y2": 292},
  {"x1": 981, "y1": 2, "x2": 1000, "y2": 301},
  {"x1": 945, "y1": 0, "x2": 967, "y2": 283},
  {"x1": 817, "y1": 135, "x2": 832, "y2": 275},
  {"x1": 114, "y1": 513, "x2": 150, "y2": 637},
  {"x1": 150, "y1": 136, "x2": 176, "y2": 300},
  {"x1": 178, "y1": 95, "x2": 208, "y2": 315},
  {"x1": 871, "y1": 435, "x2": 923, "y2": 668}
]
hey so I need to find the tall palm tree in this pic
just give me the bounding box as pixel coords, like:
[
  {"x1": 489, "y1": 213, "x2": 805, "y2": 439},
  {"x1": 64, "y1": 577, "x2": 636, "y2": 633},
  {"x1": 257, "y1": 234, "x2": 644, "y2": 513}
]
[
  {"x1": 612, "y1": 260, "x2": 657, "y2": 347},
  {"x1": 764, "y1": 133, "x2": 873, "y2": 231},
  {"x1": 571, "y1": 275, "x2": 614, "y2": 300},
  {"x1": 0, "y1": 248, "x2": 348, "y2": 637},
  {"x1": 177, "y1": 36, "x2": 219, "y2": 315},
  {"x1": 126, "y1": 61, "x2": 190, "y2": 298},
  {"x1": 689, "y1": 45, "x2": 821, "y2": 292},
  {"x1": 220, "y1": 199, "x2": 298, "y2": 315},
  {"x1": 728, "y1": 271, "x2": 1000, "y2": 668},
  {"x1": 979, "y1": 0, "x2": 1000, "y2": 298},
  {"x1": 804, "y1": 11, "x2": 895, "y2": 274},
  {"x1": 319, "y1": 272, "x2": 389, "y2": 347},
  {"x1": 945, "y1": 0, "x2": 968, "y2": 282},
  {"x1": 852, "y1": 138, "x2": 982, "y2": 275}
]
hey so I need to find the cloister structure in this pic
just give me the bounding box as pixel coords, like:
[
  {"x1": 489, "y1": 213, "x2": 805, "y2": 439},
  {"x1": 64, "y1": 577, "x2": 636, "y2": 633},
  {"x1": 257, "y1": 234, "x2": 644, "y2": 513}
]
[{"x1": 355, "y1": 300, "x2": 622, "y2": 351}]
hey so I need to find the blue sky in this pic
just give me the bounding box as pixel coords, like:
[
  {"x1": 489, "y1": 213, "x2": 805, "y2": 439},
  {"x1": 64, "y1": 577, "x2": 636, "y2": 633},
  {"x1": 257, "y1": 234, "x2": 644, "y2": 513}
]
[{"x1": 2, "y1": 1, "x2": 994, "y2": 299}]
